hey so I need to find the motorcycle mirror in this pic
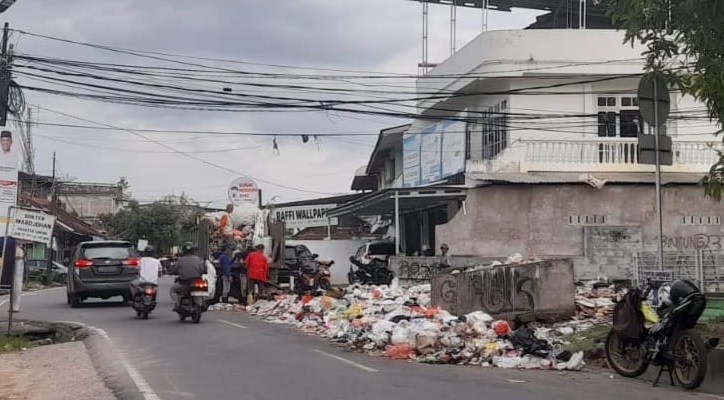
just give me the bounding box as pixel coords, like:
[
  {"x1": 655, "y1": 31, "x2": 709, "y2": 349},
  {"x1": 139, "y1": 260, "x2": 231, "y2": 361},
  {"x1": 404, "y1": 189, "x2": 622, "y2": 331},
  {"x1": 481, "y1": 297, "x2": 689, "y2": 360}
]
[
  {"x1": 312, "y1": 253, "x2": 319, "y2": 259},
  {"x1": 349, "y1": 256, "x2": 355, "y2": 262}
]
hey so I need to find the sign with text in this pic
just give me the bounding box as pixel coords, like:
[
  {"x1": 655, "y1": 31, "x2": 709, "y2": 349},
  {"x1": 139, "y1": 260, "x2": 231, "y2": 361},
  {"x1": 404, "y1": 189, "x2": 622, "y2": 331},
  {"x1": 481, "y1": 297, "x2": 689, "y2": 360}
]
[
  {"x1": 273, "y1": 204, "x2": 339, "y2": 230},
  {"x1": 228, "y1": 177, "x2": 259, "y2": 207},
  {"x1": 11, "y1": 209, "x2": 56, "y2": 245}
]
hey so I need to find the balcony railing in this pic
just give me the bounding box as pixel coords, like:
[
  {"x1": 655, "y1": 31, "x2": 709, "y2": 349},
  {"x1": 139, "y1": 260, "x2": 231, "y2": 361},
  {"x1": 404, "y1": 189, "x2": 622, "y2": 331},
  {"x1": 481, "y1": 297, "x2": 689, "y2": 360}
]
[
  {"x1": 466, "y1": 138, "x2": 722, "y2": 174},
  {"x1": 521, "y1": 139, "x2": 719, "y2": 173}
]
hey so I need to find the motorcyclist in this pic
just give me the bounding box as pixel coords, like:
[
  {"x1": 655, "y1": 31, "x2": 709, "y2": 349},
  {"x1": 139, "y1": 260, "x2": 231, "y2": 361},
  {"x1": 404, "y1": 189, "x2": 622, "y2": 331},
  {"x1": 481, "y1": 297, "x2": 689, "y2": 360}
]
[
  {"x1": 169, "y1": 242, "x2": 206, "y2": 311},
  {"x1": 130, "y1": 245, "x2": 161, "y2": 299}
]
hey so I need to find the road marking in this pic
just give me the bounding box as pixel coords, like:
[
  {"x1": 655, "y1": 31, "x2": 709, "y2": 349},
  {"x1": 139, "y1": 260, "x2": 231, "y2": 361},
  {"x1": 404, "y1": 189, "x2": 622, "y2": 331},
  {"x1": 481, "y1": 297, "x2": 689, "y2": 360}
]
[
  {"x1": 313, "y1": 349, "x2": 378, "y2": 372},
  {"x1": 0, "y1": 299, "x2": 7, "y2": 308},
  {"x1": 218, "y1": 319, "x2": 248, "y2": 329},
  {"x1": 93, "y1": 328, "x2": 162, "y2": 400}
]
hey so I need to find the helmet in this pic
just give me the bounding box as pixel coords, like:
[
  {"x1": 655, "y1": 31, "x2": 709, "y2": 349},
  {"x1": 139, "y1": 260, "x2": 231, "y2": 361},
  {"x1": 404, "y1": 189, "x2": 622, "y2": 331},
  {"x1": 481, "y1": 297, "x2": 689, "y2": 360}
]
[
  {"x1": 181, "y1": 242, "x2": 196, "y2": 255},
  {"x1": 142, "y1": 245, "x2": 155, "y2": 256}
]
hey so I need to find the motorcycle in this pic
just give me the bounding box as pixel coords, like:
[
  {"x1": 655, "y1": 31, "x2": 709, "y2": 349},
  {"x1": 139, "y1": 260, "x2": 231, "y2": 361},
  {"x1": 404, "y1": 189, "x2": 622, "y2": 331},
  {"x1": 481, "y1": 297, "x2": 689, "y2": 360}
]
[
  {"x1": 131, "y1": 282, "x2": 157, "y2": 320},
  {"x1": 347, "y1": 256, "x2": 393, "y2": 286},
  {"x1": 295, "y1": 259, "x2": 333, "y2": 294},
  {"x1": 176, "y1": 278, "x2": 209, "y2": 324},
  {"x1": 605, "y1": 278, "x2": 713, "y2": 390}
]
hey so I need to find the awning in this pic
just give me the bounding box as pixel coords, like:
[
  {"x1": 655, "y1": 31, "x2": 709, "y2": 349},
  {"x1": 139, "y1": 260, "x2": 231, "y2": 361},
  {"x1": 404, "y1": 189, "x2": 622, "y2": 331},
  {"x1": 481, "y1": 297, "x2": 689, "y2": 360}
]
[{"x1": 327, "y1": 186, "x2": 468, "y2": 218}]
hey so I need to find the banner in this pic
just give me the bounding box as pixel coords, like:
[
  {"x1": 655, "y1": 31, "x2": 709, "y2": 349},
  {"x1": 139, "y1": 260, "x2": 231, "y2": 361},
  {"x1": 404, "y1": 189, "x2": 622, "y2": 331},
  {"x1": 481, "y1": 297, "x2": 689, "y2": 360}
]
[
  {"x1": 0, "y1": 129, "x2": 18, "y2": 229},
  {"x1": 11, "y1": 209, "x2": 56, "y2": 246},
  {"x1": 273, "y1": 204, "x2": 339, "y2": 230}
]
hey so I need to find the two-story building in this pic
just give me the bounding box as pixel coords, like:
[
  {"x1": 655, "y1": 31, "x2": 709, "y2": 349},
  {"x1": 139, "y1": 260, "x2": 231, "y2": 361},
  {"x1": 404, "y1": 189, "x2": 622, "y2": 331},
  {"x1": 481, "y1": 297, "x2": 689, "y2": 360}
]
[{"x1": 329, "y1": 1, "x2": 724, "y2": 288}]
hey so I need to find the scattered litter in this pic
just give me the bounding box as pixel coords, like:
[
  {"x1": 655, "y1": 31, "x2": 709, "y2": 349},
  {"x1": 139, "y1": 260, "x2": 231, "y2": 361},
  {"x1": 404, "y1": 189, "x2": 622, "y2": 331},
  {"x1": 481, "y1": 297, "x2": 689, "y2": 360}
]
[
  {"x1": 244, "y1": 280, "x2": 615, "y2": 372},
  {"x1": 208, "y1": 303, "x2": 246, "y2": 312},
  {"x1": 506, "y1": 379, "x2": 527, "y2": 384}
]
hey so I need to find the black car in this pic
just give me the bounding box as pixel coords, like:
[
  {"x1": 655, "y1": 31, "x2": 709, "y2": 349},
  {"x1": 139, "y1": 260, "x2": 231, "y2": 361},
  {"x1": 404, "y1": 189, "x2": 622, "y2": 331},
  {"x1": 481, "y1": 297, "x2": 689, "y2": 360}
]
[{"x1": 66, "y1": 240, "x2": 140, "y2": 307}]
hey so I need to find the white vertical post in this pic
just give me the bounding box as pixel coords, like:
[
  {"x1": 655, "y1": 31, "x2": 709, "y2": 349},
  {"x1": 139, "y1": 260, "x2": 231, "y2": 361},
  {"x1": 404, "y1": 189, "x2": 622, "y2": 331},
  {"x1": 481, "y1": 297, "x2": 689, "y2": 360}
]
[
  {"x1": 482, "y1": 0, "x2": 489, "y2": 32},
  {"x1": 326, "y1": 217, "x2": 331, "y2": 240},
  {"x1": 653, "y1": 76, "x2": 664, "y2": 271},
  {"x1": 394, "y1": 191, "x2": 401, "y2": 256},
  {"x1": 11, "y1": 246, "x2": 23, "y2": 312}
]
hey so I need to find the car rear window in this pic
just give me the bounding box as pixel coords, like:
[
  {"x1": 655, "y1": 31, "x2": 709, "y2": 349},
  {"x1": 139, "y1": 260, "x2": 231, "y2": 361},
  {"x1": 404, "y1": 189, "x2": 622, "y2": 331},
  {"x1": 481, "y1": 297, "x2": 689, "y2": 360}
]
[
  {"x1": 369, "y1": 243, "x2": 396, "y2": 255},
  {"x1": 82, "y1": 244, "x2": 135, "y2": 259}
]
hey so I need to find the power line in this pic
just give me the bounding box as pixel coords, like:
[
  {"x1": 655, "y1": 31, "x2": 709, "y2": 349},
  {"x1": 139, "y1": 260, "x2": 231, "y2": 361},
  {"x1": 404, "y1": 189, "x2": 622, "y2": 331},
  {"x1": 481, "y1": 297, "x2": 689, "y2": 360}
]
[{"x1": 33, "y1": 105, "x2": 346, "y2": 196}]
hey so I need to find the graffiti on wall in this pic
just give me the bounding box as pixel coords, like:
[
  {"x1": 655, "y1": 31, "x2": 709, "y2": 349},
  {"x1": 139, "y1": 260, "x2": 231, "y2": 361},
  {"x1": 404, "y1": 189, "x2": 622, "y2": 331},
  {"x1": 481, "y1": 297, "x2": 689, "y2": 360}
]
[
  {"x1": 397, "y1": 259, "x2": 441, "y2": 284},
  {"x1": 471, "y1": 266, "x2": 536, "y2": 314},
  {"x1": 662, "y1": 234, "x2": 724, "y2": 250}
]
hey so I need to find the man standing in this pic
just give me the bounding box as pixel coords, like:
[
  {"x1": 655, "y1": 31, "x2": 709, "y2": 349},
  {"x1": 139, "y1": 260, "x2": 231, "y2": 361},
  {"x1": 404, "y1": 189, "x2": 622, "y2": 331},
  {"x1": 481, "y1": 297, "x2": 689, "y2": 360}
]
[
  {"x1": 439, "y1": 243, "x2": 451, "y2": 268},
  {"x1": 244, "y1": 244, "x2": 269, "y2": 300},
  {"x1": 218, "y1": 246, "x2": 233, "y2": 303},
  {"x1": 218, "y1": 204, "x2": 235, "y2": 249}
]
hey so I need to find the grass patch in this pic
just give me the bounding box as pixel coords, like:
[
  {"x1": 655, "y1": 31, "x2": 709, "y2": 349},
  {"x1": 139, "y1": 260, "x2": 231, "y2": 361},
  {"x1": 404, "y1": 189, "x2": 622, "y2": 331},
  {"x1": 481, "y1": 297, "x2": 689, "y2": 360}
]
[
  {"x1": 0, "y1": 335, "x2": 31, "y2": 354},
  {"x1": 562, "y1": 324, "x2": 610, "y2": 353}
]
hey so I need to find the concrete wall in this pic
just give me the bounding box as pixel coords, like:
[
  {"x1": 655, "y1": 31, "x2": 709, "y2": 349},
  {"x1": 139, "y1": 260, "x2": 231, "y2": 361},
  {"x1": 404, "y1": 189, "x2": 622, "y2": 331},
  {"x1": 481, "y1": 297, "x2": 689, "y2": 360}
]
[
  {"x1": 430, "y1": 259, "x2": 575, "y2": 322},
  {"x1": 436, "y1": 183, "x2": 724, "y2": 279}
]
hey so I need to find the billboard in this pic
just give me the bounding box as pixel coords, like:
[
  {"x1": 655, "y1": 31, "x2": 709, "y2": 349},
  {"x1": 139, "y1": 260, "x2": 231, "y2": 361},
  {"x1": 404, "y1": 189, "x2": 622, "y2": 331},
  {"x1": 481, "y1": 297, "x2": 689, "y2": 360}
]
[
  {"x1": 0, "y1": 129, "x2": 18, "y2": 289},
  {"x1": 228, "y1": 177, "x2": 259, "y2": 207},
  {"x1": 402, "y1": 117, "x2": 466, "y2": 187}
]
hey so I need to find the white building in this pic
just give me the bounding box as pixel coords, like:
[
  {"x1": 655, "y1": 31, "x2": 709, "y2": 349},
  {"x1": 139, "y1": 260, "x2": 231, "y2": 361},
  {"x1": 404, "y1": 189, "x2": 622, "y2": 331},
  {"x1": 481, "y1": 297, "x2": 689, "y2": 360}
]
[{"x1": 330, "y1": 2, "x2": 724, "y2": 286}]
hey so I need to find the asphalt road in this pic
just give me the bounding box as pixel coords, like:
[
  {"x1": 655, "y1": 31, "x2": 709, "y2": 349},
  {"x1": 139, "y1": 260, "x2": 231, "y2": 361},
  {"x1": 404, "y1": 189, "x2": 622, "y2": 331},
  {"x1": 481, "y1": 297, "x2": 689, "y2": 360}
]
[{"x1": 1, "y1": 278, "x2": 720, "y2": 400}]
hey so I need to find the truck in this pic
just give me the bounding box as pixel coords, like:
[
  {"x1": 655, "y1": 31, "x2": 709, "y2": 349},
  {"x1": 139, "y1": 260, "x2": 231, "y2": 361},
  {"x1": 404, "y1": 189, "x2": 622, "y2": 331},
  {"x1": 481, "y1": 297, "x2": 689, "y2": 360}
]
[{"x1": 195, "y1": 206, "x2": 317, "y2": 303}]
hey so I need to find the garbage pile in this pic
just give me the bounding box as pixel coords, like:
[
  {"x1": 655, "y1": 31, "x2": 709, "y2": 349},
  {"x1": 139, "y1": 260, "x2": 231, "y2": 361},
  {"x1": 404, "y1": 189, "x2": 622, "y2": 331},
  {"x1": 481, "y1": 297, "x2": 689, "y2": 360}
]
[
  {"x1": 574, "y1": 280, "x2": 627, "y2": 320},
  {"x1": 247, "y1": 284, "x2": 588, "y2": 370}
]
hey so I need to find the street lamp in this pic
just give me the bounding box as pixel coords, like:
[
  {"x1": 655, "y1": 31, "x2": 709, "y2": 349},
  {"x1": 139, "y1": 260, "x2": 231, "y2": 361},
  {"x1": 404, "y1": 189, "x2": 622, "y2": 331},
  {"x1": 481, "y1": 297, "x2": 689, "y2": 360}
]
[{"x1": 0, "y1": 0, "x2": 15, "y2": 14}]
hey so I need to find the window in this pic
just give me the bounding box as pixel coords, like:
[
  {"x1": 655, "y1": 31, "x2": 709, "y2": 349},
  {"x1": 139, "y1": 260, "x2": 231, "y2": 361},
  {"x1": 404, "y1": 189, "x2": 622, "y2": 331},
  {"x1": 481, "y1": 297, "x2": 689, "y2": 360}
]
[
  {"x1": 596, "y1": 95, "x2": 642, "y2": 138},
  {"x1": 481, "y1": 100, "x2": 509, "y2": 160},
  {"x1": 81, "y1": 243, "x2": 136, "y2": 259}
]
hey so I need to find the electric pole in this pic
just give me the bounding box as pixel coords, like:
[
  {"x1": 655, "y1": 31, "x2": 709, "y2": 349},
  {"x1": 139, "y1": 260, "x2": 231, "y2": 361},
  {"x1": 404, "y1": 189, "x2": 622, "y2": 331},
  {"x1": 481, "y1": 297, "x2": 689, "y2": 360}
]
[{"x1": 0, "y1": 22, "x2": 11, "y2": 127}]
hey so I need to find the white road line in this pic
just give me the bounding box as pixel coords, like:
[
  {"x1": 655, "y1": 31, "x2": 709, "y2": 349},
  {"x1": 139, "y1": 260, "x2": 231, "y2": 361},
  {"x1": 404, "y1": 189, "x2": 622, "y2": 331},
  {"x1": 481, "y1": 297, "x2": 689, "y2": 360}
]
[
  {"x1": 313, "y1": 349, "x2": 379, "y2": 373},
  {"x1": 0, "y1": 299, "x2": 7, "y2": 308},
  {"x1": 93, "y1": 328, "x2": 162, "y2": 400},
  {"x1": 218, "y1": 319, "x2": 248, "y2": 329}
]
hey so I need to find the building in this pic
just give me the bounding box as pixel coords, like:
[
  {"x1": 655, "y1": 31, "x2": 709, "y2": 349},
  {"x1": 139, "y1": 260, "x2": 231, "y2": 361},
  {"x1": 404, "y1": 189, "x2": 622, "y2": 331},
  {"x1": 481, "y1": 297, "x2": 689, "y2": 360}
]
[
  {"x1": 329, "y1": 1, "x2": 724, "y2": 289},
  {"x1": 56, "y1": 180, "x2": 128, "y2": 226}
]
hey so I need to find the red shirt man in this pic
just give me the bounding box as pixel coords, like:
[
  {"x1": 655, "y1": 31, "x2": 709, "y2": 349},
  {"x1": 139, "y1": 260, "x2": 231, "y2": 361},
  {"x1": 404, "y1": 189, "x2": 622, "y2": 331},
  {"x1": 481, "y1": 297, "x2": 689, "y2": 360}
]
[{"x1": 245, "y1": 245, "x2": 269, "y2": 283}]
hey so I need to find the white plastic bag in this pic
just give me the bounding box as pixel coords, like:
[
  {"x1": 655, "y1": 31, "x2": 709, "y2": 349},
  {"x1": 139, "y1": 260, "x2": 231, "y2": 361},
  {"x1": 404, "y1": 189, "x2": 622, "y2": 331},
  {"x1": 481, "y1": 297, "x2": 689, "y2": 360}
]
[{"x1": 391, "y1": 320, "x2": 411, "y2": 345}]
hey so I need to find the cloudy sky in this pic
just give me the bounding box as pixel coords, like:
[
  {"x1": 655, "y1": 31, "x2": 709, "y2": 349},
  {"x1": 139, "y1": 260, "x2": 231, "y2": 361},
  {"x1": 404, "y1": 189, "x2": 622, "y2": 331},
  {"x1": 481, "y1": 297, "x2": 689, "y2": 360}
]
[{"x1": 3, "y1": 0, "x2": 544, "y2": 207}]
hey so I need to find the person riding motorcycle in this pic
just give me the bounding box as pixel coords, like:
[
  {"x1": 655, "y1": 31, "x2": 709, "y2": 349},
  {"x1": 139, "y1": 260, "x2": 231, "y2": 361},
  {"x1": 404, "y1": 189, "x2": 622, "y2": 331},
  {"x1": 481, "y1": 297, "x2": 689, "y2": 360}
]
[
  {"x1": 169, "y1": 242, "x2": 206, "y2": 311},
  {"x1": 130, "y1": 245, "x2": 161, "y2": 299}
]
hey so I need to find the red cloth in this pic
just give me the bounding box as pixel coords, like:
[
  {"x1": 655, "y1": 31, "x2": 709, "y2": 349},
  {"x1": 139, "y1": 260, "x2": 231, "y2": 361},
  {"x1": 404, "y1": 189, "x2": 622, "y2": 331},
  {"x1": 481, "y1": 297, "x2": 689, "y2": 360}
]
[{"x1": 245, "y1": 251, "x2": 269, "y2": 282}]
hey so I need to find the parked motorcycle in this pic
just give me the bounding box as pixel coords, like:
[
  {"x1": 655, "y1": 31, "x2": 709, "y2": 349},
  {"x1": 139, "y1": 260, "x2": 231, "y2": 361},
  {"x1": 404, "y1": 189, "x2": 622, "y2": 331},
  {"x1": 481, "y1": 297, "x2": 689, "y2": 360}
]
[
  {"x1": 295, "y1": 259, "x2": 333, "y2": 294},
  {"x1": 131, "y1": 282, "x2": 157, "y2": 320},
  {"x1": 347, "y1": 256, "x2": 393, "y2": 286},
  {"x1": 605, "y1": 278, "x2": 713, "y2": 390},
  {"x1": 176, "y1": 278, "x2": 209, "y2": 324}
]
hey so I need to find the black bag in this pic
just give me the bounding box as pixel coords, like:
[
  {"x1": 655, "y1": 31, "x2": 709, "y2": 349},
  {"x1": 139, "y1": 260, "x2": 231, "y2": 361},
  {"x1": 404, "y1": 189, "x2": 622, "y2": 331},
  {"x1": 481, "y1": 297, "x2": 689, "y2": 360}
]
[{"x1": 612, "y1": 289, "x2": 645, "y2": 340}]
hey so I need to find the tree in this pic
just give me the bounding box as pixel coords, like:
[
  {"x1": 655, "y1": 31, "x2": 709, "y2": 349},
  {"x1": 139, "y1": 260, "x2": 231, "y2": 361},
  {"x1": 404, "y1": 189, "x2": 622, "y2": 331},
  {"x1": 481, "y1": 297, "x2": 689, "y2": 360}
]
[
  {"x1": 604, "y1": 0, "x2": 724, "y2": 200},
  {"x1": 99, "y1": 194, "x2": 204, "y2": 254}
]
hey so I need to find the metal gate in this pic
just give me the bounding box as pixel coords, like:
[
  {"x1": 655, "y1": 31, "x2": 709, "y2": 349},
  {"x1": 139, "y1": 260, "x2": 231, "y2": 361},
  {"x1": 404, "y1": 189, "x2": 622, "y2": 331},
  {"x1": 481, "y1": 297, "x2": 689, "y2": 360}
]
[{"x1": 634, "y1": 250, "x2": 724, "y2": 293}]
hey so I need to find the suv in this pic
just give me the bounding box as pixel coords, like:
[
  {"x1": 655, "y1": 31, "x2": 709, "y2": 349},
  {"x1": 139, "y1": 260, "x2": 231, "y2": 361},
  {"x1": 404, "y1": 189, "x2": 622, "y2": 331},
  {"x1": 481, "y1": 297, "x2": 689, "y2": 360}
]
[{"x1": 66, "y1": 240, "x2": 140, "y2": 307}]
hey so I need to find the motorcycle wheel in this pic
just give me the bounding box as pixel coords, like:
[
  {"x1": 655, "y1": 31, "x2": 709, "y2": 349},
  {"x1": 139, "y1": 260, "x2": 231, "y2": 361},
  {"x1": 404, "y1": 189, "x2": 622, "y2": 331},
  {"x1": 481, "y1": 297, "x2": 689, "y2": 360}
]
[
  {"x1": 141, "y1": 311, "x2": 149, "y2": 320},
  {"x1": 178, "y1": 313, "x2": 186, "y2": 321},
  {"x1": 319, "y1": 280, "x2": 332, "y2": 291},
  {"x1": 192, "y1": 310, "x2": 202, "y2": 324},
  {"x1": 672, "y1": 329, "x2": 708, "y2": 390},
  {"x1": 348, "y1": 270, "x2": 360, "y2": 285},
  {"x1": 604, "y1": 330, "x2": 649, "y2": 378}
]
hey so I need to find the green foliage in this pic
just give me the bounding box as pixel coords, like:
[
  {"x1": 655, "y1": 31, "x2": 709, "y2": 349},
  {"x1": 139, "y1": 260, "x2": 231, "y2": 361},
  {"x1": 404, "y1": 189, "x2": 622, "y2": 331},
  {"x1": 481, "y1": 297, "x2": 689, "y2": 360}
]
[
  {"x1": 99, "y1": 194, "x2": 203, "y2": 254},
  {"x1": 604, "y1": 0, "x2": 724, "y2": 200}
]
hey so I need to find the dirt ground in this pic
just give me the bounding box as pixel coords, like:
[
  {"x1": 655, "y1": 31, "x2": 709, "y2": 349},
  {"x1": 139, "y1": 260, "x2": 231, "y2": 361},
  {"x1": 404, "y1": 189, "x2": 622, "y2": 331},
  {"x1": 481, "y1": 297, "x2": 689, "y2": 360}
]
[{"x1": 0, "y1": 341, "x2": 115, "y2": 400}]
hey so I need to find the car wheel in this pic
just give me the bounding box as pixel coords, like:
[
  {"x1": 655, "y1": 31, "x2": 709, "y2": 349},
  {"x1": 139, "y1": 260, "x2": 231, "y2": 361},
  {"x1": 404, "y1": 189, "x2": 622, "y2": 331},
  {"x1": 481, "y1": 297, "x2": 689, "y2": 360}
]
[{"x1": 70, "y1": 295, "x2": 81, "y2": 308}]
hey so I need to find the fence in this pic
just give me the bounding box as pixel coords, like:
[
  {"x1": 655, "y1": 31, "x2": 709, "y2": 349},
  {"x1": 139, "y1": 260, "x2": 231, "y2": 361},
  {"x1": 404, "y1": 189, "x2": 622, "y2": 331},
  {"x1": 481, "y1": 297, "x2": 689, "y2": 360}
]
[{"x1": 634, "y1": 250, "x2": 724, "y2": 292}]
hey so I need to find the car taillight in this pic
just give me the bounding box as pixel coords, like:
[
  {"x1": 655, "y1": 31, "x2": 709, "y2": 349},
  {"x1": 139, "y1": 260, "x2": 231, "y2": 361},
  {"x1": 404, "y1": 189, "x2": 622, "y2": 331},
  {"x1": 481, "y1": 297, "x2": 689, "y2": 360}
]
[
  {"x1": 74, "y1": 259, "x2": 94, "y2": 268},
  {"x1": 122, "y1": 258, "x2": 140, "y2": 267}
]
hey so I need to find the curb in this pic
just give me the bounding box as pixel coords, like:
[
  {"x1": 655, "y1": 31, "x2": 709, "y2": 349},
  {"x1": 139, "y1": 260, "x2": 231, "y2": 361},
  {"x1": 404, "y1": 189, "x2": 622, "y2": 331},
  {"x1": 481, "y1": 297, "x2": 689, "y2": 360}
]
[{"x1": 8, "y1": 319, "x2": 153, "y2": 400}]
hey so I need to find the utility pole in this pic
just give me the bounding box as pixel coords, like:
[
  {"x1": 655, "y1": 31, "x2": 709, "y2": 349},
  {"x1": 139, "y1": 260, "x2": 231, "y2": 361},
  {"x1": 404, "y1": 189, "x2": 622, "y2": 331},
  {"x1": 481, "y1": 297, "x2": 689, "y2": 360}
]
[
  {"x1": 0, "y1": 22, "x2": 11, "y2": 127},
  {"x1": 47, "y1": 152, "x2": 56, "y2": 276}
]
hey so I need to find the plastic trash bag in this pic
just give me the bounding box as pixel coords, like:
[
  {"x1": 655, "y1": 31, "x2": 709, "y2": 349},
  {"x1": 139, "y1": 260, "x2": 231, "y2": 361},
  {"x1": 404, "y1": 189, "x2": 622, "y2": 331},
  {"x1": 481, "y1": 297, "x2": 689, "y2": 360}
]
[
  {"x1": 384, "y1": 343, "x2": 413, "y2": 359},
  {"x1": 391, "y1": 320, "x2": 411, "y2": 345},
  {"x1": 508, "y1": 326, "x2": 552, "y2": 358},
  {"x1": 465, "y1": 311, "x2": 494, "y2": 324},
  {"x1": 492, "y1": 320, "x2": 511, "y2": 336}
]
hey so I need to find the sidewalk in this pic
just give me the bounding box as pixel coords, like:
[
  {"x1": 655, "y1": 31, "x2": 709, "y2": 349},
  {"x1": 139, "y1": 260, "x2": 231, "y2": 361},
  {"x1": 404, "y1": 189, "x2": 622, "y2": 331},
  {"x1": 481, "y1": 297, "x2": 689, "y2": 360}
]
[{"x1": 0, "y1": 341, "x2": 116, "y2": 400}]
